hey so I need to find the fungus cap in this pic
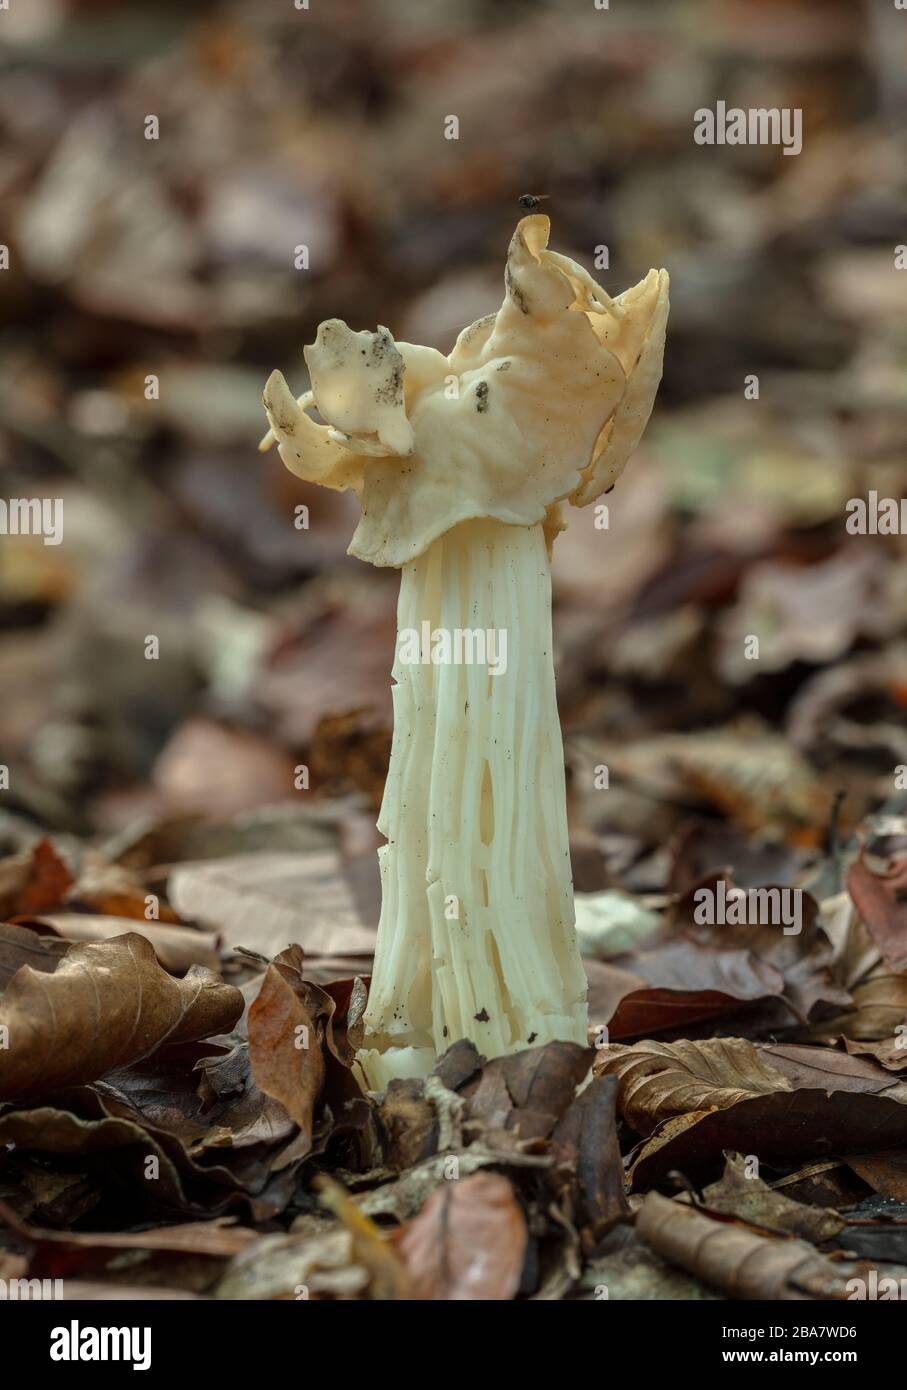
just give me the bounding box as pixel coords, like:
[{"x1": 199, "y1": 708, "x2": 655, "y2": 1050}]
[{"x1": 262, "y1": 215, "x2": 669, "y2": 568}]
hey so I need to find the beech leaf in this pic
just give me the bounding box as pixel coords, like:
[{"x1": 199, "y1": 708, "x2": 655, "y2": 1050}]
[
  {"x1": 247, "y1": 945, "x2": 330, "y2": 1157},
  {"x1": 847, "y1": 853, "x2": 907, "y2": 973},
  {"x1": 395, "y1": 1172, "x2": 527, "y2": 1300},
  {"x1": 636, "y1": 1191, "x2": 857, "y2": 1301},
  {"x1": 0, "y1": 933, "x2": 243, "y2": 1099}
]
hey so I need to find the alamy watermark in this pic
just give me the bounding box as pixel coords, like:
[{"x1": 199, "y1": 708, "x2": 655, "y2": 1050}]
[
  {"x1": 0, "y1": 1276, "x2": 63, "y2": 1300},
  {"x1": 845, "y1": 492, "x2": 907, "y2": 535},
  {"x1": 692, "y1": 880, "x2": 803, "y2": 935},
  {"x1": 50, "y1": 1320, "x2": 151, "y2": 1370},
  {"x1": 0, "y1": 498, "x2": 63, "y2": 546},
  {"x1": 398, "y1": 622, "x2": 508, "y2": 676},
  {"x1": 694, "y1": 102, "x2": 802, "y2": 157},
  {"x1": 846, "y1": 1269, "x2": 906, "y2": 1300}
]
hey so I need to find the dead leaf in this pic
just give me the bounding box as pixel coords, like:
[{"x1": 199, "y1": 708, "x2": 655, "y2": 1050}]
[
  {"x1": 848, "y1": 853, "x2": 907, "y2": 973},
  {"x1": 317, "y1": 1176, "x2": 408, "y2": 1299},
  {"x1": 672, "y1": 873, "x2": 849, "y2": 1021},
  {"x1": 550, "y1": 1074, "x2": 630, "y2": 1250},
  {"x1": 16, "y1": 915, "x2": 219, "y2": 974},
  {"x1": 596, "y1": 1037, "x2": 794, "y2": 1134},
  {"x1": 153, "y1": 718, "x2": 299, "y2": 821},
  {"x1": 602, "y1": 938, "x2": 786, "y2": 1039},
  {"x1": 395, "y1": 1172, "x2": 527, "y2": 1300},
  {"x1": 0, "y1": 921, "x2": 66, "y2": 991},
  {"x1": 168, "y1": 850, "x2": 377, "y2": 957},
  {"x1": 247, "y1": 945, "x2": 330, "y2": 1157},
  {"x1": 761, "y1": 1042, "x2": 904, "y2": 1094},
  {"x1": 845, "y1": 1036, "x2": 907, "y2": 1073},
  {"x1": 599, "y1": 1037, "x2": 907, "y2": 1189},
  {"x1": 699, "y1": 1152, "x2": 844, "y2": 1243},
  {"x1": 64, "y1": 850, "x2": 182, "y2": 924},
  {"x1": 717, "y1": 548, "x2": 892, "y2": 684},
  {"x1": 463, "y1": 1041, "x2": 592, "y2": 1146},
  {"x1": 378, "y1": 1080, "x2": 439, "y2": 1171},
  {"x1": 636, "y1": 1191, "x2": 857, "y2": 1300},
  {"x1": 847, "y1": 1152, "x2": 907, "y2": 1202},
  {"x1": 0, "y1": 838, "x2": 73, "y2": 919},
  {"x1": 309, "y1": 708, "x2": 392, "y2": 812},
  {"x1": 0, "y1": 934, "x2": 243, "y2": 1098}
]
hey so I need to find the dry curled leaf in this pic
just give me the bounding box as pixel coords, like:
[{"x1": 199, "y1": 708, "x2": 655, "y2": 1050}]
[
  {"x1": 600, "y1": 1037, "x2": 907, "y2": 1189},
  {"x1": 672, "y1": 873, "x2": 849, "y2": 1022},
  {"x1": 247, "y1": 945, "x2": 330, "y2": 1158},
  {"x1": 596, "y1": 1037, "x2": 794, "y2": 1134},
  {"x1": 462, "y1": 1040, "x2": 592, "y2": 1145},
  {"x1": 636, "y1": 1191, "x2": 856, "y2": 1300},
  {"x1": 16, "y1": 915, "x2": 219, "y2": 974},
  {"x1": 0, "y1": 933, "x2": 243, "y2": 1099},
  {"x1": 603, "y1": 939, "x2": 786, "y2": 1040},
  {"x1": 395, "y1": 1172, "x2": 527, "y2": 1300},
  {"x1": 550, "y1": 1073, "x2": 630, "y2": 1250},
  {"x1": 700, "y1": 1152, "x2": 844, "y2": 1243},
  {"x1": 848, "y1": 853, "x2": 907, "y2": 973},
  {"x1": 0, "y1": 838, "x2": 73, "y2": 920},
  {"x1": 0, "y1": 922, "x2": 65, "y2": 991}
]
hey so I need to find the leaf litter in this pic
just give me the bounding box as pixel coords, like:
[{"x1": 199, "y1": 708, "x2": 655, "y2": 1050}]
[{"x1": 2, "y1": 0, "x2": 907, "y2": 1304}]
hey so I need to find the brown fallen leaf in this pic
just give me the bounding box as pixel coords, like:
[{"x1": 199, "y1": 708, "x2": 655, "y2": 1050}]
[
  {"x1": 395, "y1": 1172, "x2": 527, "y2": 1300},
  {"x1": 598, "y1": 1037, "x2": 907, "y2": 1189},
  {"x1": 845, "y1": 1035, "x2": 907, "y2": 1072},
  {"x1": 550, "y1": 1074, "x2": 630, "y2": 1251},
  {"x1": 819, "y1": 890, "x2": 882, "y2": 991},
  {"x1": 761, "y1": 1042, "x2": 905, "y2": 1093},
  {"x1": 0, "y1": 1076, "x2": 302, "y2": 1218},
  {"x1": 0, "y1": 1103, "x2": 201, "y2": 1214},
  {"x1": 0, "y1": 921, "x2": 66, "y2": 990},
  {"x1": 0, "y1": 933, "x2": 243, "y2": 1098},
  {"x1": 671, "y1": 873, "x2": 849, "y2": 1021},
  {"x1": 771, "y1": 1159, "x2": 868, "y2": 1210},
  {"x1": 636, "y1": 1191, "x2": 856, "y2": 1300},
  {"x1": 16, "y1": 915, "x2": 219, "y2": 974},
  {"x1": 0, "y1": 1202, "x2": 256, "y2": 1262},
  {"x1": 462, "y1": 1041, "x2": 592, "y2": 1146},
  {"x1": 592, "y1": 722, "x2": 827, "y2": 840},
  {"x1": 153, "y1": 718, "x2": 299, "y2": 821},
  {"x1": 698, "y1": 1152, "x2": 844, "y2": 1243},
  {"x1": 812, "y1": 971, "x2": 907, "y2": 1044},
  {"x1": 168, "y1": 850, "x2": 378, "y2": 957},
  {"x1": 668, "y1": 819, "x2": 810, "y2": 895},
  {"x1": 309, "y1": 707, "x2": 392, "y2": 812},
  {"x1": 717, "y1": 548, "x2": 892, "y2": 685},
  {"x1": 602, "y1": 939, "x2": 786, "y2": 1039},
  {"x1": 64, "y1": 851, "x2": 182, "y2": 925},
  {"x1": 378, "y1": 1080, "x2": 439, "y2": 1171},
  {"x1": 596, "y1": 1037, "x2": 794, "y2": 1134},
  {"x1": 846, "y1": 1151, "x2": 907, "y2": 1202},
  {"x1": 848, "y1": 853, "x2": 907, "y2": 973},
  {"x1": 0, "y1": 838, "x2": 73, "y2": 919},
  {"x1": 247, "y1": 945, "x2": 331, "y2": 1158}
]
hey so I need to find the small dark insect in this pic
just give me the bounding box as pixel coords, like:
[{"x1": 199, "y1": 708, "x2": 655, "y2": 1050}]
[{"x1": 518, "y1": 193, "x2": 550, "y2": 210}]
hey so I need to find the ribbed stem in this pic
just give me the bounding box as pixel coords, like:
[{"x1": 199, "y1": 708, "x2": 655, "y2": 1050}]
[{"x1": 356, "y1": 518, "x2": 587, "y2": 1090}]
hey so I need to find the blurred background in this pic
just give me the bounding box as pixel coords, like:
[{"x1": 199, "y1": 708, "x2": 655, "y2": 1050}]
[{"x1": 1, "y1": 0, "x2": 906, "y2": 890}]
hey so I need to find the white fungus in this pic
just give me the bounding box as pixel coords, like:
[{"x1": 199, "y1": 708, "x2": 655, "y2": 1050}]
[{"x1": 262, "y1": 215, "x2": 669, "y2": 1089}]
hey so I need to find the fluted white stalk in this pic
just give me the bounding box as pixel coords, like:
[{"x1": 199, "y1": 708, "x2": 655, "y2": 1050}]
[{"x1": 357, "y1": 519, "x2": 586, "y2": 1088}]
